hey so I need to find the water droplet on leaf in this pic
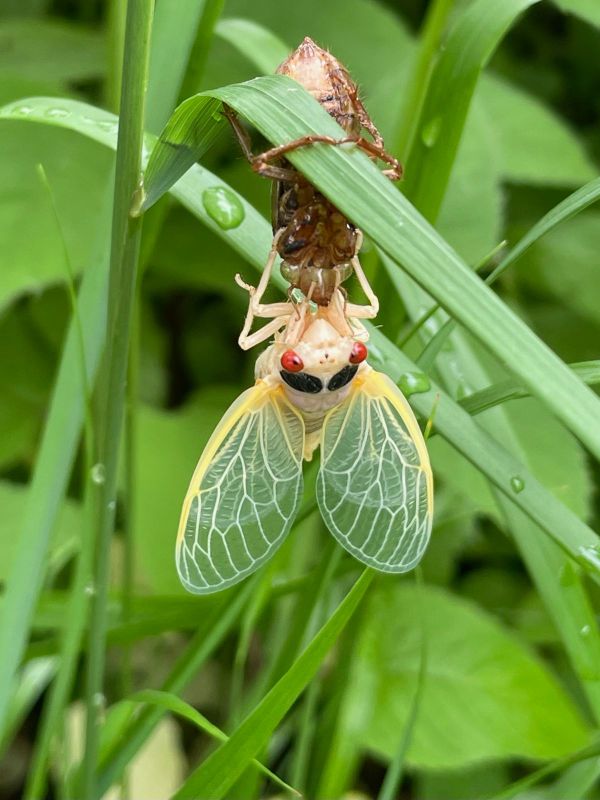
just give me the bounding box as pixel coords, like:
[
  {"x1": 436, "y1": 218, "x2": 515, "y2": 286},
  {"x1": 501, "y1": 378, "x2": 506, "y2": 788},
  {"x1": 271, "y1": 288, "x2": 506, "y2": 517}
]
[
  {"x1": 91, "y1": 463, "x2": 106, "y2": 485},
  {"x1": 45, "y1": 107, "x2": 69, "y2": 119},
  {"x1": 202, "y1": 186, "x2": 245, "y2": 229},
  {"x1": 398, "y1": 371, "x2": 431, "y2": 397},
  {"x1": 421, "y1": 117, "x2": 442, "y2": 147},
  {"x1": 581, "y1": 625, "x2": 591, "y2": 637},
  {"x1": 510, "y1": 476, "x2": 525, "y2": 493},
  {"x1": 578, "y1": 544, "x2": 600, "y2": 575}
]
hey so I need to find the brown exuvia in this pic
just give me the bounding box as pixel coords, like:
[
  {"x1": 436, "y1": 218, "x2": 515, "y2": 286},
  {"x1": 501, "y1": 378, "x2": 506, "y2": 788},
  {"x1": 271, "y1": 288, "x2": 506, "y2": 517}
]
[{"x1": 227, "y1": 36, "x2": 401, "y2": 311}]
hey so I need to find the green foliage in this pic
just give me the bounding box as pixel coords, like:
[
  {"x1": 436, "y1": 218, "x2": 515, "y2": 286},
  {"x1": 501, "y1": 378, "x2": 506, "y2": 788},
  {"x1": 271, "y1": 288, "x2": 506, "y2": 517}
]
[
  {"x1": 0, "y1": 0, "x2": 600, "y2": 798},
  {"x1": 349, "y1": 583, "x2": 589, "y2": 768}
]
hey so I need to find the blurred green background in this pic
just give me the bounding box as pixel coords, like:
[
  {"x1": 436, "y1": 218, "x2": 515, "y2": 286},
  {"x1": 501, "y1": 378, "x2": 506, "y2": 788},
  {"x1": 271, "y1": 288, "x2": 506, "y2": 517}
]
[{"x1": 1, "y1": 0, "x2": 600, "y2": 798}]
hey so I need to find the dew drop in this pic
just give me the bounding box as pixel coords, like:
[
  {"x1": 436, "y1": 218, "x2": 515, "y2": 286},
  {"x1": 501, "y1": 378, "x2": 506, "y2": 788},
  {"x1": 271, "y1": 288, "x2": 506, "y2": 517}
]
[
  {"x1": 578, "y1": 544, "x2": 600, "y2": 574},
  {"x1": 84, "y1": 583, "x2": 96, "y2": 597},
  {"x1": 398, "y1": 371, "x2": 431, "y2": 397},
  {"x1": 581, "y1": 624, "x2": 591, "y2": 637},
  {"x1": 91, "y1": 463, "x2": 106, "y2": 485},
  {"x1": 98, "y1": 120, "x2": 118, "y2": 133},
  {"x1": 13, "y1": 105, "x2": 34, "y2": 116},
  {"x1": 510, "y1": 476, "x2": 525, "y2": 493},
  {"x1": 421, "y1": 117, "x2": 442, "y2": 148},
  {"x1": 202, "y1": 186, "x2": 245, "y2": 230},
  {"x1": 107, "y1": 500, "x2": 116, "y2": 512},
  {"x1": 45, "y1": 107, "x2": 69, "y2": 119}
]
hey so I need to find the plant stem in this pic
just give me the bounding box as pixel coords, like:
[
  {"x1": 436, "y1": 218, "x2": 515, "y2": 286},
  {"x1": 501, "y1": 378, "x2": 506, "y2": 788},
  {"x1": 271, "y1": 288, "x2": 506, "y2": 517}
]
[{"x1": 82, "y1": 1, "x2": 154, "y2": 797}]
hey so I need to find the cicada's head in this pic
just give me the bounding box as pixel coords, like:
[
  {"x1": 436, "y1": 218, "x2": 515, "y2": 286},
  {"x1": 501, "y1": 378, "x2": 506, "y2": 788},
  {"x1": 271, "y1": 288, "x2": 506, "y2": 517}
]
[
  {"x1": 276, "y1": 37, "x2": 362, "y2": 137},
  {"x1": 265, "y1": 318, "x2": 369, "y2": 413}
]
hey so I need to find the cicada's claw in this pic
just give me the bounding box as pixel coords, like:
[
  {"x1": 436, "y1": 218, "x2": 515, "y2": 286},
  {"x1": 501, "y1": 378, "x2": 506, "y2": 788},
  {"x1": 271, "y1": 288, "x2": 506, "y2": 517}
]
[{"x1": 235, "y1": 273, "x2": 255, "y2": 295}]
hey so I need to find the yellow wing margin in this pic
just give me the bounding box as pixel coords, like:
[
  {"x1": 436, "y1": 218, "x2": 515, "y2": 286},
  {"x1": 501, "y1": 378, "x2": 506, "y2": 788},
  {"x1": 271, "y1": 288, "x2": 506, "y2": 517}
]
[
  {"x1": 176, "y1": 381, "x2": 305, "y2": 594},
  {"x1": 317, "y1": 368, "x2": 433, "y2": 573}
]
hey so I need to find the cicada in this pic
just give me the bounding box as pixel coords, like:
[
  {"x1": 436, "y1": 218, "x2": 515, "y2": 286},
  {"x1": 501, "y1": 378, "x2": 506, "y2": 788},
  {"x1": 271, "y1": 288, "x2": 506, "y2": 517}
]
[{"x1": 176, "y1": 295, "x2": 433, "y2": 594}]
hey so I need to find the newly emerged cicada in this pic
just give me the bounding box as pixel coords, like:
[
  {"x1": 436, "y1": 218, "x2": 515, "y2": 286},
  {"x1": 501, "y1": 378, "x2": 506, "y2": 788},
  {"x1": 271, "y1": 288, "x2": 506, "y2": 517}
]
[
  {"x1": 175, "y1": 37, "x2": 433, "y2": 594},
  {"x1": 176, "y1": 293, "x2": 433, "y2": 594}
]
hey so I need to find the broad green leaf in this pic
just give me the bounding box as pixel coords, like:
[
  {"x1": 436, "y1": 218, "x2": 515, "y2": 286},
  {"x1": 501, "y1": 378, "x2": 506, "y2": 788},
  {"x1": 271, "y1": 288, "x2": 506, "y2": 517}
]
[
  {"x1": 348, "y1": 583, "x2": 590, "y2": 769},
  {"x1": 4, "y1": 97, "x2": 600, "y2": 578},
  {"x1": 0, "y1": 19, "x2": 105, "y2": 83},
  {"x1": 172, "y1": 570, "x2": 373, "y2": 799},
  {"x1": 0, "y1": 303, "x2": 56, "y2": 468},
  {"x1": 477, "y1": 75, "x2": 596, "y2": 187},
  {"x1": 437, "y1": 99, "x2": 503, "y2": 263},
  {"x1": 552, "y1": 0, "x2": 600, "y2": 28},
  {"x1": 0, "y1": 120, "x2": 113, "y2": 311}
]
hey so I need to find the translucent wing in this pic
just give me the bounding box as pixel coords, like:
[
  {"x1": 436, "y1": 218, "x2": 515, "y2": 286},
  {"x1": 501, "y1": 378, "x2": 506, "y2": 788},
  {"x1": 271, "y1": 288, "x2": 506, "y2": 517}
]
[
  {"x1": 317, "y1": 369, "x2": 433, "y2": 572},
  {"x1": 176, "y1": 382, "x2": 305, "y2": 594}
]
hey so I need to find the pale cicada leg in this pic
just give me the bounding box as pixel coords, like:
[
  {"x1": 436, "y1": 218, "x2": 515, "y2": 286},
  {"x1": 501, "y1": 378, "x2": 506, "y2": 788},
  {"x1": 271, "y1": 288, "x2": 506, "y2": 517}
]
[
  {"x1": 340, "y1": 231, "x2": 380, "y2": 320},
  {"x1": 236, "y1": 231, "x2": 295, "y2": 350}
]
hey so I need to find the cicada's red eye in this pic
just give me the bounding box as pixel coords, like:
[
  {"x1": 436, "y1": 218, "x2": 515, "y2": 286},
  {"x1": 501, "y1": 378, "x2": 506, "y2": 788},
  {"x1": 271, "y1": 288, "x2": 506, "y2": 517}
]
[
  {"x1": 281, "y1": 350, "x2": 304, "y2": 372},
  {"x1": 349, "y1": 341, "x2": 368, "y2": 364}
]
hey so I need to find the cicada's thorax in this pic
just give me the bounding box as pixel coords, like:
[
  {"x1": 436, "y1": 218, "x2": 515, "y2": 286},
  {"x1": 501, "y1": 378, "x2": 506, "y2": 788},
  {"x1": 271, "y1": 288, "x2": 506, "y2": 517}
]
[{"x1": 255, "y1": 313, "x2": 369, "y2": 459}]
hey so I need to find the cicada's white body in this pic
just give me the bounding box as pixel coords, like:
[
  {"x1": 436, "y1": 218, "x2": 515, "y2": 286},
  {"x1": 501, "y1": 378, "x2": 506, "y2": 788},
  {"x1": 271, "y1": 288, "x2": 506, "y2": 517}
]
[{"x1": 176, "y1": 298, "x2": 434, "y2": 595}]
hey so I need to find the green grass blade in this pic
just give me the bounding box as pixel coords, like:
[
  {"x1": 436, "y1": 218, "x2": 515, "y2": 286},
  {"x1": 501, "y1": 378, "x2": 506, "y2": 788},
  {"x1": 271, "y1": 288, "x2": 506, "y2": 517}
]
[
  {"x1": 81, "y1": 1, "x2": 154, "y2": 795},
  {"x1": 403, "y1": 0, "x2": 541, "y2": 219},
  {"x1": 172, "y1": 570, "x2": 374, "y2": 800},
  {"x1": 461, "y1": 360, "x2": 600, "y2": 416},
  {"x1": 0, "y1": 185, "x2": 111, "y2": 734},
  {"x1": 0, "y1": 658, "x2": 58, "y2": 760},
  {"x1": 3, "y1": 97, "x2": 600, "y2": 574},
  {"x1": 412, "y1": 177, "x2": 600, "y2": 367},
  {"x1": 136, "y1": 94, "x2": 225, "y2": 212},
  {"x1": 124, "y1": 690, "x2": 300, "y2": 796},
  {"x1": 23, "y1": 167, "x2": 98, "y2": 800},
  {"x1": 215, "y1": 17, "x2": 288, "y2": 74},
  {"x1": 146, "y1": 0, "x2": 210, "y2": 133},
  {"x1": 486, "y1": 175, "x2": 600, "y2": 285},
  {"x1": 392, "y1": 0, "x2": 455, "y2": 158},
  {"x1": 487, "y1": 738, "x2": 600, "y2": 800}
]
